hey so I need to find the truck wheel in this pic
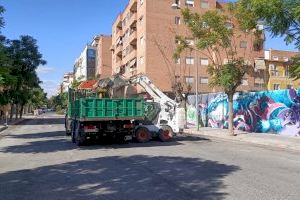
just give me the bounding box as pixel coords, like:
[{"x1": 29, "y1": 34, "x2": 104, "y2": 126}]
[
  {"x1": 135, "y1": 127, "x2": 150, "y2": 143},
  {"x1": 65, "y1": 119, "x2": 71, "y2": 136},
  {"x1": 71, "y1": 121, "x2": 76, "y2": 143},
  {"x1": 75, "y1": 122, "x2": 85, "y2": 146},
  {"x1": 159, "y1": 126, "x2": 173, "y2": 142}
]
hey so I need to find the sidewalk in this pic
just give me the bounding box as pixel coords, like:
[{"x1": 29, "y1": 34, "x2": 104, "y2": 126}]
[
  {"x1": 0, "y1": 114, "x2": 34, "y2": 133},
  {"x1": 184, "y1": 127, "x2": 300, "y2": 152}
]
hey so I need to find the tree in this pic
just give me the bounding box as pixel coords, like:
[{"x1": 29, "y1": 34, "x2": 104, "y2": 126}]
[
  {"x1": 0, "y1": 6, "x2": 16, "y2": 110},
  {"x1": 70, "y1": 76, "x2": 83, "y2": 89},
  {"x1": 6, "y1": 35, "x2": 46, "y2": 119},
  {"x1": 29, "y1": 87, "x2": 47, "y2": 109},
  {"x1": 175, "y1": 7, "x2": 260, "y2": 135},
  {"x1": 0, "y1": 5, "x2": 5, "y2": 30},
  {"x1": 235, "y1": 0, "x2": 300, "y2": 79}
]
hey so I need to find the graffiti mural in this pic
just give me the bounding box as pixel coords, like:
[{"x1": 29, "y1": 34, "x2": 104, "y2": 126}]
[{"x1": 187, "y1": 89, "x2": 300, "y2": 137}]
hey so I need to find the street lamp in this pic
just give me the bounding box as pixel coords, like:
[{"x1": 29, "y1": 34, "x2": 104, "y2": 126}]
[{"x1": 171, "y1": 1, "x2": 199, "y2": 131}]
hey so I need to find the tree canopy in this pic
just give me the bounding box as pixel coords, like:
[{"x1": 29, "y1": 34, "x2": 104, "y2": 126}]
[
  {"x1": 175, "y1": 7, "x2": 259, "y2": 135},
  {"x1": 0, "y1": 5, "x2": 47, "y2": 119},
  {"x1": 235, "y1": 0, "x2": 300, "y2": 80}
]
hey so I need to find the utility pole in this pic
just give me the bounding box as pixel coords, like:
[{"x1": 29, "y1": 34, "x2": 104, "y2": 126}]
[{"x1": 195, "y1": 50, "x2": 199, "y2": 131}]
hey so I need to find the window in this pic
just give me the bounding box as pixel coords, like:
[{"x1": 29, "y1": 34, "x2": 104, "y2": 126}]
[
  {"x1": 175, "y1": 58, "x2": 181, "y2": 64},
  {"x1": 186, "y1": 38, "x2": 195, "y2": 46},
  {"x1": 283, "y1": 57, "x2": 289, "y2": 62},
  {"x1": 200, "y1": 77, "x2": 209, "y2": 84},
  {"x1": 240, "y1": 41, "x2": 247, "y2": 48},
  {"x1": 186, "y1": 57, "x2": 194, "y2": 65},
  {"x1": 200, "y1": 58, "x2": 209, "y2": 66},
  {"x1": 242, "y1": 79, "x2": 248, "y2": 86},
  {"x1": 202, "y1": 22, "x2": 208, "y2": 28},
  {"x1": 185, "y1": 0, "x2": 194, "y2": 7},
  {"x1": 272, "y1": 56, "x2": 279, "y2": 61},
  {"x1": 270, "y1": 64, "x2": 279, "y2": 76},
  {"x1": 175, "y1": 16, "x2": 181, "y2": 25},
  {"x1": 185, "y1": 76, "x2": 194, "y2": 84},
  {"x1": 273, "y1": 84, "x2": 280, "y2": 90},
  {"x1": 140, "y1": 36, "x2": 144, "y2": 46},
  {"x1": 285, "y1": 66, "x2": 290, "y2": 77},
  {"x1": 269, "y1": 64, "x2": 276, "y2": 71},
  {"x1": 200, "y1": 0, "x2": 209, "y2": 9},
  {"x1": 140, "y1": 56, "x2": 144, "y2": 65},
  {"x1": 255, "y1": 83, "x2": 265, "y2": 88},
  {"x1": 175, "y1": 75, "x2": 181, "y2": 82}
]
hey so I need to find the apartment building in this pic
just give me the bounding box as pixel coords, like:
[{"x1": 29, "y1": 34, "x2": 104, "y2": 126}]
[
  {"x1": 111, "y1": 0, "x2": 264, "y2": 95},
  {"x1": 264, "y1": 49, "x2": 300, "y2": 90},
  {"x1": 61, "y1": 72, "x2": 74, "y2": 93},
  {"x1": 91, "y1": 35, "x2": 113, "y2": 79},
  {"x1": 74, "y1": 45, "x2": 96, "y2": 81}
]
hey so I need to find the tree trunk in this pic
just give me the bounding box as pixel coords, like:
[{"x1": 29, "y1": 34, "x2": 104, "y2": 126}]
[
  {"x1": 19, "y1": 104, "x2": 24, "y2": 119},
  {"x1": 228, "y1": 93, "x2": 235, "y2": 136},
  {"x1": 15, "y1": 104, "x2": 19, "y2": 120},
  {"x1": 10, "y1": 103, "x2": 14, "y2": 121}
]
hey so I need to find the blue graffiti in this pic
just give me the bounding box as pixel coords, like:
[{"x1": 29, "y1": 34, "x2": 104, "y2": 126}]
[{"x1": 191, "y1": 89, "x2": 300, "y2": 136}]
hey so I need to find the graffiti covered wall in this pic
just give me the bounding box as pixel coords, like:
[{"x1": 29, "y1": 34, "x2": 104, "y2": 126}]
[{"x1": 187, "y1": 89, "x2": 300, "y2": 137}]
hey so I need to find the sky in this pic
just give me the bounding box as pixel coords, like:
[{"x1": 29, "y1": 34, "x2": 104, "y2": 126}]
[{"x1": 1, "y1": 0, "x2": 298, "y2": 97}]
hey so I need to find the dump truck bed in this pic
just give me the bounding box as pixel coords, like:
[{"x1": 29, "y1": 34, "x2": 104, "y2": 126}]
[{"x1": 68, "y1": 98, "x2": 145, "y2": 121}]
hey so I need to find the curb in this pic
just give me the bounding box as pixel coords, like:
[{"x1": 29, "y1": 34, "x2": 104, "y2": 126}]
[
  {"x1": 0, "y1": 118, "x2": 27, "y2": 133},
  {"x1": 184, "y1": 129, "x2": 300, "y2": 153},
  {"x1": 0, "y1": 126, "x2": 8, "y2": 132}
]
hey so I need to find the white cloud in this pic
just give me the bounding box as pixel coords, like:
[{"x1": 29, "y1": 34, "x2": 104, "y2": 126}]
[
  {"x1": 36, "y1": 66, "x2": 55, "y2": 74},
  {"x1": 40, "y1": 79, "x2": 60, "y2": 97}
]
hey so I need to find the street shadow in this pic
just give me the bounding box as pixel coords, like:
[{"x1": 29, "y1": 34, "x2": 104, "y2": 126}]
[
  {"x1": 20, "y1": 118, "x2": 64, "y2": 125},
  {"x1": 0, "y1": 138, "x2": 76, "y2": 154},
  {"x1": 0, "y1": 137, "x2": 188, "y2": 154},
  {"x1": 0, "y1": 155, "x2": 239, "y2": 200},
  {"x1": 0, "y1": 131, "x2": 211, "y2": 154},
  {"x1": 7, "y1": 131, "x2": 66, "y2": 139}
]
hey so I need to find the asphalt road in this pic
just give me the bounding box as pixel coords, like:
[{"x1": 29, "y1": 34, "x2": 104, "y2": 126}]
[{"x1": 0, "y1": 113, "x2": 299, "y2": 200}]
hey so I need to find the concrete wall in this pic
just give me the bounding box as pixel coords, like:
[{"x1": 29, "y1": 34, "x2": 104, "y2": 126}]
[{"x1": 188, "y1": 88, "x2": 300, "y2": 137}]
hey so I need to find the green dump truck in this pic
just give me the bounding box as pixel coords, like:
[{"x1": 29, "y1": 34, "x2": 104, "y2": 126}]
[{"x1": 65, "y1": 89, "x2": 145, "y2": 146}]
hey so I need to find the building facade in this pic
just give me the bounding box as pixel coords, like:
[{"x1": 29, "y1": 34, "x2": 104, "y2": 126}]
[
  {"x1": 61, "y1": 72, "x2": 74, "y2": 93},
  {"x1": 264, "y1": 49, "x2": 300, "y2": 90},
  {"x1": 111, "y1": 0, "x2": 264, "y2": 94},
  {"x1": 74, "y1": 45, "x2": 96, "y2": 81},
  {"x1": 91, "y1": 35, "x2": 113, "y2": 79}
]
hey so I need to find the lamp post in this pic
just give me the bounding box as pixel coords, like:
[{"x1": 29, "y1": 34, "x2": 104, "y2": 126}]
[
  {"x1": 195, "y1": 50, "x2": 199, "y2": 131},
  {"x1": 171, "y1": 1, "x2": 199, "y2": 131}
]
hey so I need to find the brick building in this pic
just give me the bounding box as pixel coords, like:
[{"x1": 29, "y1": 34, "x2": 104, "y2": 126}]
[
  {"x1": 264, "y1": 49, "x2": 300, "y2": 90},
  {"x1": 111, "y1": 0, "x2": 264, "y2": 95},
  {"x1": 91, "y1": 35, "x2": 112, "y2": 79}
]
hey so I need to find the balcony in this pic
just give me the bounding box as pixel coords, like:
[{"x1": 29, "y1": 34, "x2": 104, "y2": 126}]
[
  {"x1": 115, "y1": 45, "x2": 123, "y2": 56},
  {"x1": 254, "y1": 59, "x2": 266, "y2": 70},
  {"x1": 116, "y1": 60, "x2": 123, "y2": 69},
  {"x1": 129, "y1": 30, "x2": 137, "y2": 45},
  {"x1": 116, "y1": 28, "x2": 123, "y2": 37},
  {"x1": 129, "y1": 0, "x2": 137, "y2": 12},
  {"x1": 127, "y1": 13, "x2": 137, "y2": 28},
  {"x1": 123, "y1": 48, "x2": 137, "y2": 64},
  {"x1": 115, "y1": 14, "x2": 122, "y2": 28}
]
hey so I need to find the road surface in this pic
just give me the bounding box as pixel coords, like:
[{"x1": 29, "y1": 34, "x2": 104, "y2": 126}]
[{"x1": 0, "y1": 113, "x2": 299, "y2": 200}]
